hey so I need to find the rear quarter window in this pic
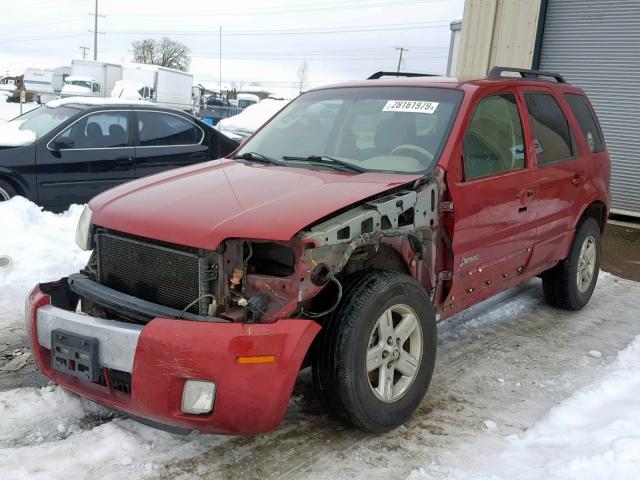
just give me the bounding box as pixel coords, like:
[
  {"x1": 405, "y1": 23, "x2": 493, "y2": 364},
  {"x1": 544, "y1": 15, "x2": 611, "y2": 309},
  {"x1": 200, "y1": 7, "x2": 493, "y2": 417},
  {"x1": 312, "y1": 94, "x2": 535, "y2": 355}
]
[{"x1": 564, "y1": 94, "x2": 605, "y2": 153}]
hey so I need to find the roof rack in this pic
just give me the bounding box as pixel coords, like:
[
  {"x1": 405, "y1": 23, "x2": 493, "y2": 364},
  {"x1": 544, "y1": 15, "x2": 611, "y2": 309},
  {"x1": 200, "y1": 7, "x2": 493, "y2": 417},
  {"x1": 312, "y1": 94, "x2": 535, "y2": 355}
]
[
  {"x1": 368, "y1": 71, "x2": 439, "y2": 80},
  {"x1": 487, "y1": 66, "x2": 566, "y2": 84}
]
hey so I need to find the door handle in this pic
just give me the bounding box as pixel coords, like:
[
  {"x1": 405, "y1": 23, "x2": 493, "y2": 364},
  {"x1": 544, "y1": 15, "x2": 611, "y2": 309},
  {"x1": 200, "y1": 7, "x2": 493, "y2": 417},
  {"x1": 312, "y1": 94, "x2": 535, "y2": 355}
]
[
  {"x1": 115, "y1": 157, "x2": 134, "y2": 165},
  {"x1": 191, "y1": 152, "x2": 207, "y2": 160},
  {"x1": 572, "y1": 174, "x2": 586, "y2": 186}
]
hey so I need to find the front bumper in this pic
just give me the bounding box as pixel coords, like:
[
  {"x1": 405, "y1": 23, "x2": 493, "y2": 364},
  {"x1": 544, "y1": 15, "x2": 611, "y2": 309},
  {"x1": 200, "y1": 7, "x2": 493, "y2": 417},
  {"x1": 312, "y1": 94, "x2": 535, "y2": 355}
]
[{"x1": 26, "y1": 282, "x2": 320, "y2": 435}]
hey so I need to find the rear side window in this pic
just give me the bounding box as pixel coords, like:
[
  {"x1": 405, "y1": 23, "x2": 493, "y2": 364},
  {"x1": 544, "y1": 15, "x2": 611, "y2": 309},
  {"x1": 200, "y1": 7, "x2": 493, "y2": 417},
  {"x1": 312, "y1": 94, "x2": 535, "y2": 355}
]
[
  {"x1": 524, "y1": 93, "x2": 574, "y2": 166},
  {"x1": 137, "y1": 111, "x2": 203, "y2": 146},
  {"x1": 564, "y1": 94, "x2": 605, "y2": 153},
  {"x1": 463, "y1": 93, "x2": 525, "y2": 180}
]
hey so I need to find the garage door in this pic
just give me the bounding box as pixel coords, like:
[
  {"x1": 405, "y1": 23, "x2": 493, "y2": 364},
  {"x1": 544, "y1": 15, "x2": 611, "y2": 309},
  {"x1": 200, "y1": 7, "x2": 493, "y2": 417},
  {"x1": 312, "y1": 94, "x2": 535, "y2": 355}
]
[{"x1": 538, "y1": 0, "x2": 640, "y2": 216}]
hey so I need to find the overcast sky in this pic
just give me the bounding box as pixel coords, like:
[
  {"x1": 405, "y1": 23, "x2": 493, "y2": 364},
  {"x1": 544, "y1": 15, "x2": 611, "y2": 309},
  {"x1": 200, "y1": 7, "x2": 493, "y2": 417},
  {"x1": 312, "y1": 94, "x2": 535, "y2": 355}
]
[{"x1": 1, "y1": 0, "x2": 463, "y2": 93}]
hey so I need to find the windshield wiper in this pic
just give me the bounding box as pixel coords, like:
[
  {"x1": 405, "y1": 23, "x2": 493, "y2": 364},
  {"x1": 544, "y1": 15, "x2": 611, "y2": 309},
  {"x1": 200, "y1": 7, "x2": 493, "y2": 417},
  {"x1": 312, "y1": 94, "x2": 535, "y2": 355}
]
[
  {"x1": 233, "y1": 151, "x2": 283, "y2": 166},
  {"x1": 281, "y1": 155, "x2": 366, "y2": 173}
]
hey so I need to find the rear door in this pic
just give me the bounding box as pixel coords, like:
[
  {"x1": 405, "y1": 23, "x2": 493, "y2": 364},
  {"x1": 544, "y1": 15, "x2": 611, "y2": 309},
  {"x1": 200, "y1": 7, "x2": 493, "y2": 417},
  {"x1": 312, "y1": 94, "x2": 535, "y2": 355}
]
[
  {"x1": 519, "y1": 87, "x2": 585, "y2": 268},
  {"x1": 36, "y1": 109, "x2": 135, "y2": 209},
  {"x1": 133, "y1": 110, "x2": 211, "y2": 178},
  {"x1": 446, "y1": 90, "x2": 539, "y2": 312}
]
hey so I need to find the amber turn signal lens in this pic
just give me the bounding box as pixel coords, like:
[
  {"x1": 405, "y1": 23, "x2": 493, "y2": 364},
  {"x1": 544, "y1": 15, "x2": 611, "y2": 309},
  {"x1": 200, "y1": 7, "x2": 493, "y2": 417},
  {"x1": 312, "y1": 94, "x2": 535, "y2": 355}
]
[{"x1": 236, "y1": 355, "x2": 276, "y2": 364}]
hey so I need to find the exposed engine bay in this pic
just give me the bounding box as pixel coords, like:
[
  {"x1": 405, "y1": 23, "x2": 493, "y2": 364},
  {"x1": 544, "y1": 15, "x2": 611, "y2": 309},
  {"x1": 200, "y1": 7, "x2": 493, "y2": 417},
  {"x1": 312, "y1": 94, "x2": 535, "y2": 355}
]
[{"x1": 72, "y1": 171, "x2": 450, "y2": 325}]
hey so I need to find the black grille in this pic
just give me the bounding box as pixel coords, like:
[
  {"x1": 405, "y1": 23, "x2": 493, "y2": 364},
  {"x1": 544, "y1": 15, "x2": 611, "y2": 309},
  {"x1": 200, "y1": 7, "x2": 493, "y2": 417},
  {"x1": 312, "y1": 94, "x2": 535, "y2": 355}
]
[{"x1": 96, "y1": 232, "x2": 203, "y2": 314}]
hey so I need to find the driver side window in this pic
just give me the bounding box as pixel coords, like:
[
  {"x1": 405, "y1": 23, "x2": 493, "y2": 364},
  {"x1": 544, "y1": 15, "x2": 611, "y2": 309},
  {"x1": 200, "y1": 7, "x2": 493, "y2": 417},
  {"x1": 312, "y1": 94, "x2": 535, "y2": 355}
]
[{"x1": 463, "y1": 93, "x2": 525, "y2": 180}]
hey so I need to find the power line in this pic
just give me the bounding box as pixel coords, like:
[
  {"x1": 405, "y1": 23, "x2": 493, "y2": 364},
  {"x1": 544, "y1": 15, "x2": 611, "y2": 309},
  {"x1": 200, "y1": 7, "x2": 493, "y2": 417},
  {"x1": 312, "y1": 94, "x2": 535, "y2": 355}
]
[
  {"x1": 107, "y1": 21, "x2": 450, "y2": 37},
  {"x1": 104, "y1": 0, "x2": 443, "y2": 17}
]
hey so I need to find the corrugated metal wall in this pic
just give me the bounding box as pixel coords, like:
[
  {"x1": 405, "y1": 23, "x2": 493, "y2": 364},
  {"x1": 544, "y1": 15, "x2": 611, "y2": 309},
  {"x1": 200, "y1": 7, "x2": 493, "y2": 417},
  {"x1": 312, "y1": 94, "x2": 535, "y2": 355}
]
[
  {"x1": 456, "y1": 0, "x2": 541, "y2": 79},
  {"x1": 538, "y1": 0, "x2": 640, "y2": 216}
]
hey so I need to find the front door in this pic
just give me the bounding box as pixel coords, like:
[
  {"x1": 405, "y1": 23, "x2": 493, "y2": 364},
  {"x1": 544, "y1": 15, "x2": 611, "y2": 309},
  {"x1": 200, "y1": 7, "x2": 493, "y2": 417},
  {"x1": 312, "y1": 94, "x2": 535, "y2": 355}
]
[
  {"x1": 36, "y1": 110, "x2": 135, "y2": 209},
  {"x1": 446, "y1": 91, "x2": 539, "y2": 313}
]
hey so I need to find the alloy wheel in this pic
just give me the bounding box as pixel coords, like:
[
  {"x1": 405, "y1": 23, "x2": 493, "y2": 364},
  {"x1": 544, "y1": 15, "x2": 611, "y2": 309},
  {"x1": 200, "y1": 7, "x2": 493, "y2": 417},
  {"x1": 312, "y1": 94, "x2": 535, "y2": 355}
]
[
  {"x1": 577, "y1": 235, "x2": 597, "y2": 293},
  {"x1": 366, "y1": 304, "x2": 423, "y2": 403}
]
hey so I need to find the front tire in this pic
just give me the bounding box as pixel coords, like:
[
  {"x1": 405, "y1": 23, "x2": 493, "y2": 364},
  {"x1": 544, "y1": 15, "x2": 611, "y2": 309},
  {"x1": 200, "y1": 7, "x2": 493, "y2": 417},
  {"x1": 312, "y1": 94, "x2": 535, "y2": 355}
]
[
  {"x1": 313, "y1": 271, "x2": 437, "y2": 432},
  {"x1": 542, "y1": 217, "x2": 601, "y2": 310}
]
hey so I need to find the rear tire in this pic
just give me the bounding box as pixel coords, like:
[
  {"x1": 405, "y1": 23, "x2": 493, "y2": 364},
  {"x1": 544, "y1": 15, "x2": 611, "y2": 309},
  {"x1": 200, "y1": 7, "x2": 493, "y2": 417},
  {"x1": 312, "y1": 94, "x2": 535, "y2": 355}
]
[
  {"x1": 542, "y1": 217, "x2": 601, "y2": 310},
  {"x1": 313, "y1": 270, "x2": 437, "y2": 432},
  {"x1": 0, "y1": 180, "x2": 16, "y2": 201}
]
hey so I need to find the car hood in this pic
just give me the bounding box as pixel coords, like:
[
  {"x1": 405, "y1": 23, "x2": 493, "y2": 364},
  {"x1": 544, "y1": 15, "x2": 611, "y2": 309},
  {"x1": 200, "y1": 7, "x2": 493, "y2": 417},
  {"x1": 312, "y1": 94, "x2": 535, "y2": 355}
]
[{"x1": 90, "y1": 159, "x2": 420, "y2": 249}]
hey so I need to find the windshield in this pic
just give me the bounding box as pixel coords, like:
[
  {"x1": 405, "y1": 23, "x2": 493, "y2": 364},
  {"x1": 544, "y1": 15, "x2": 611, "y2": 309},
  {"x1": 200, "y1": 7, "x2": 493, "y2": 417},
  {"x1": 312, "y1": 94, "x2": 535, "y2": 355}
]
[
  {"x1": 10, "y1": 105, "x2": 81, "y2": 139},
  {"x1": 66, "y1": 79, "x2": 92, "y2": 89},
  {"x1": 237, "y1": 86, "x2": 462, "y2": 173}
]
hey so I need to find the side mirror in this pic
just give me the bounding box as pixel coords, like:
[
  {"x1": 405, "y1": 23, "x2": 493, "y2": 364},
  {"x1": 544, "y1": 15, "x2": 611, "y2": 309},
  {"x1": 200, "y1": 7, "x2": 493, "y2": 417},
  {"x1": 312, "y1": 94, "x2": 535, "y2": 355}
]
[{"x1": 52, "y1": 138, "x2": 73, "y2": 150}]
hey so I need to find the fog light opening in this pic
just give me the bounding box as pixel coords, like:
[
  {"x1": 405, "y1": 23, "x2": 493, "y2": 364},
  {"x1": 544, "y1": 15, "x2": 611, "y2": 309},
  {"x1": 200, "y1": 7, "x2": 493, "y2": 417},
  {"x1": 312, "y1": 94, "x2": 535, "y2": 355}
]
[{"x1": 181, "y1": 380, "x2": 216, "y2": 415}]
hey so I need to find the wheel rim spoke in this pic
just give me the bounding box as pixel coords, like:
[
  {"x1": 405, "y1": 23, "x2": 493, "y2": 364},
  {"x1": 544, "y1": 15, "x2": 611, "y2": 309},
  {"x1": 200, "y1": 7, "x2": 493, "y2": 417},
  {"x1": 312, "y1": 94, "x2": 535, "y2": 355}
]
[
  {"x1": 396, "y1": 352, "x2": 419, "y2": 377},
  {"x1": 366, "y1": 343, "x2": 385, "y2": 372},
  {"x1": 394, "y1": 313, "x2": 418, "y2": 344},
  {"x1": 378, "y1": 309, "x2": 394, "y2": 339}
]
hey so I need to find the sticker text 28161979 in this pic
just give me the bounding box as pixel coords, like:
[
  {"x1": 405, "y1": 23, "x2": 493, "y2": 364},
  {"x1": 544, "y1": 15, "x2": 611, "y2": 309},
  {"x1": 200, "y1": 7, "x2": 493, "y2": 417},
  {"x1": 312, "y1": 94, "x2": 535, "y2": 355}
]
[{"x1": 382, "y1": 100, "x2": 439, "y2": 114}]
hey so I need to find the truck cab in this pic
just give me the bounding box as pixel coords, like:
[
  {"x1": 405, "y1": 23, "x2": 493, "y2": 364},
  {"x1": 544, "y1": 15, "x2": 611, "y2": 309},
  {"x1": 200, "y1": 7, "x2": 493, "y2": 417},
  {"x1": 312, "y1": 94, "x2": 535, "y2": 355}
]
[{"x1": 60, "y1": 76, "x2": 100, "y2": 97}]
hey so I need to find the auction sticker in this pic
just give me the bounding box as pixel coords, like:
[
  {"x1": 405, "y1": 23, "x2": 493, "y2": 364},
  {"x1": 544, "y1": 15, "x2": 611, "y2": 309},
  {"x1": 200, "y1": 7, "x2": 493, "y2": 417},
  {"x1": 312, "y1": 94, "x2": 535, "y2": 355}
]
[{"x1": 383, "y1": 100, "x2": 439, "y2": 114}]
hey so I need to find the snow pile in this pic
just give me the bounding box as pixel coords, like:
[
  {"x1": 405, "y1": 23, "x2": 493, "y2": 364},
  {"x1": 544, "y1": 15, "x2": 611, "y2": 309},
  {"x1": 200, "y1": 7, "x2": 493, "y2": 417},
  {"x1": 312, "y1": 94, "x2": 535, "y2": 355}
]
[
  {"x1": 47, "y1": 96, "x2": 152, "y2": 108},
  {"x1": 0, "y1": 385, "x2": 218, "y2": 480},
  {"x1": 0, "y1": 385, "x2": 108, "y2": 446},
  {"x1": 0, "y1": 120, "x2": 36, "y2": 146},
  {"x1": 218, "y1": 98, "x2": 289, "y2": 138},
  {"x1": 409, "y1": 334, "x2": 640, "y2": 480},
  {"x1": 0, "y1": 197, "x2": 90, "y2": 330}
]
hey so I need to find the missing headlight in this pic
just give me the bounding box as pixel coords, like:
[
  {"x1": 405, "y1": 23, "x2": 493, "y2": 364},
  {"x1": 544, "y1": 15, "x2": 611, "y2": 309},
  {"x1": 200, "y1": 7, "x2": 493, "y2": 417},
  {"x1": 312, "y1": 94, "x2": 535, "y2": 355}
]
[{"x1": 245, "y1": 242, "x2": 295, "y2": 277}]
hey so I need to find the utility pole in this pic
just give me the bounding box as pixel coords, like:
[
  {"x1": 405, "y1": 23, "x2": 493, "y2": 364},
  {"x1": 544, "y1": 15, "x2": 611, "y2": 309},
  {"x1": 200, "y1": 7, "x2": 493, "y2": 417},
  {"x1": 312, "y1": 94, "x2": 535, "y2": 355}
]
[
  {"x1": 395, "y1": 47, "x2": 408, "y2": 73},
  {"x1": 89, "y1": 0, "x2": 105, "y2": 61},
  {"x1": 79, "y1": 46, "x2": 90, "y2": 60},
  {"x1": 93, "y1": 0, "x2": 98, "y2": 60}
]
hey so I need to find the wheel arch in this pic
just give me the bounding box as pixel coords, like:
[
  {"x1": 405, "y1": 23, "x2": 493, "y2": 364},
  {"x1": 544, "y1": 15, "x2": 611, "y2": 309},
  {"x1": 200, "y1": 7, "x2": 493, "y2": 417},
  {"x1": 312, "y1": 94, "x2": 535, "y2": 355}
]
[
  {"x1": 341, "y1": 244, "x2": 411, "y2": 278},
  {"x1": 577, "y1": 200, "x2": 607, "y2": 234},
  {"x1": 0, "y1": 167, "x2": 29, "y2": 198}
]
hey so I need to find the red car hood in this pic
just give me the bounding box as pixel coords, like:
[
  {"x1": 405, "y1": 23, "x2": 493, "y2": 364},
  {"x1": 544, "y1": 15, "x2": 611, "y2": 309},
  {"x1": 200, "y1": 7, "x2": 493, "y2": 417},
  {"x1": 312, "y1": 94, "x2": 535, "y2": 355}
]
[{"x1": 90, "y1": 159, "x2": 420, "y2": 249}]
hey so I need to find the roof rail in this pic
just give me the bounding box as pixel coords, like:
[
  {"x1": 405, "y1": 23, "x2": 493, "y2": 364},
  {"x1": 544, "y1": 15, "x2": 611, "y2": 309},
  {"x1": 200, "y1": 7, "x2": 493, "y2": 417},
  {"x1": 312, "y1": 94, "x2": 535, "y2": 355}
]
[
  {"x1": 487, "y1": 66, "x2": 567, "y2": 84},
  {"x1": 368, "y1": 71, "x2": 439, "y2": 80}
]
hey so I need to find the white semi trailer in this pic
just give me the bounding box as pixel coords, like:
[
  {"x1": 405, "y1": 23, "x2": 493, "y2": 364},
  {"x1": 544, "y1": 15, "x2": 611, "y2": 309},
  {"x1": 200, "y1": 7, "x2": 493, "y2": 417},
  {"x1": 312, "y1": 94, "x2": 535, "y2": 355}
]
[
  {"x1": 60, "y1": 60, "x2": 123, "y2": 98},
  {"x1": 111, "y1": 64, "x2": 193, "y2": 111}
]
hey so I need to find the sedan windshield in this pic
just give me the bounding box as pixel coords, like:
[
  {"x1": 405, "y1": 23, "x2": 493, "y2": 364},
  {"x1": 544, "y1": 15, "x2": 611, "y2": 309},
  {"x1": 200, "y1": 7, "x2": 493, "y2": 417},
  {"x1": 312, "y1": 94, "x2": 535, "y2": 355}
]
[
  {"x1": 237, "y1": 86, "x2": 462, "y2": 173},
  {"x1": 9, "y1": 105, "x2": 81, "y2": 139}
]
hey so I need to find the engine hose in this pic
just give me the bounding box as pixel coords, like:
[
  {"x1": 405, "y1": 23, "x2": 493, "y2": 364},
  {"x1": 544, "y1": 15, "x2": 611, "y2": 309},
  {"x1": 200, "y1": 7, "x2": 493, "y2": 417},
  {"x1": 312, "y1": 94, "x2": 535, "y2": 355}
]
[{"x1": 304, "y1": 273, "x2": 343, "y2": 318}]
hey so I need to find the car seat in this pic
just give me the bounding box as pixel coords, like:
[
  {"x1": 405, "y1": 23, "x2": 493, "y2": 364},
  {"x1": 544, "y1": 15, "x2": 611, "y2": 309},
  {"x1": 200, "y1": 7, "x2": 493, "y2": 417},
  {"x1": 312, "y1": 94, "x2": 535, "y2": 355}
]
[{"x1": 107, "y1": 124, "x2": 127, "y2": 147}]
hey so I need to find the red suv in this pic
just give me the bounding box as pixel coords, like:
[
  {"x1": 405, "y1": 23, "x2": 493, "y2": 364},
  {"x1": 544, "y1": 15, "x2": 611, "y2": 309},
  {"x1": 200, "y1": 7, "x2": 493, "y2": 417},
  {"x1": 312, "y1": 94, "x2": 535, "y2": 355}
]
[{"x1": 26, "y1": 67, "x2": 610, "y2": 435}]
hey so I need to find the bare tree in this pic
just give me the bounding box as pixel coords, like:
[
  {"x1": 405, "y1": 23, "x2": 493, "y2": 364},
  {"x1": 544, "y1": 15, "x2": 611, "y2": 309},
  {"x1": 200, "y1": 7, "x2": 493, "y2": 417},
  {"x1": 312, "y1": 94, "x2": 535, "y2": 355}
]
[
  {"x1": 296, "y1": 61, "x2": 309, "y2": 93},
  {"x1": 131, "y1": 37, "x2": 191, "y2": 71}
]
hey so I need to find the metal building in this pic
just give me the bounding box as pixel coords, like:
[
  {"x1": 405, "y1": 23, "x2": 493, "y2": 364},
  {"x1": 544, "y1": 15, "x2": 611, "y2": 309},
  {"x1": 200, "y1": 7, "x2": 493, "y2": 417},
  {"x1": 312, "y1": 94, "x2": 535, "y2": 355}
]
[
  {"x1": 457, "y1": 0, "x2": 640, "y2": 217},
  {"x1": 534, "y1": 0, "x2": 640, "y2": 217}
]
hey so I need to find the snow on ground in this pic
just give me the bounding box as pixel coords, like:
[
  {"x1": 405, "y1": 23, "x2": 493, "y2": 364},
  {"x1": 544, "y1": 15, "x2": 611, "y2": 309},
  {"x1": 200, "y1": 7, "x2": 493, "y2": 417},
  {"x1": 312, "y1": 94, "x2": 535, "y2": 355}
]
[
  {"x1": 409, "y1": 334, "x2": 640, "y2": 480},
  {"x1": 0, "y1": 384, "x2": 221, "y2": 480},
  {"x1": 0, "y1": 197, "x2": 90, "y2": 330},
  {"x1": 218, "y1": 98, "x2": 289, "y2": 137},
  {"x1": 0, "y1": 101, "x2": 39, "y2": 121}
]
